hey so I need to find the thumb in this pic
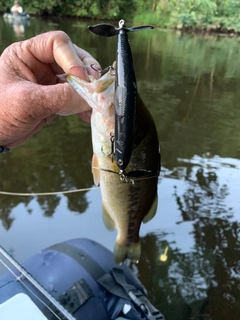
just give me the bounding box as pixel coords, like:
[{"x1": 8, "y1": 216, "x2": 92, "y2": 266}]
[{"x1": 31, "y1": 82, "x2": 91, "y2": 118}]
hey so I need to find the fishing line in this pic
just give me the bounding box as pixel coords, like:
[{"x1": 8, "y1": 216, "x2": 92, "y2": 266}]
[
  {"x1": 0, "y1": 169, "x2": 157, "y2": 196},
  {"x1": 92, "y1": 166, "x2": 158, "y2": 181},
  {"x1": 0, "y1": 258, "x2": 67, "y2": 320},
  {"x1": 0, "y1": 245, "x2": 76, "y2": 320},
  {"x1": 0, "y1": 187, "x2": 99, "y2": 197}
]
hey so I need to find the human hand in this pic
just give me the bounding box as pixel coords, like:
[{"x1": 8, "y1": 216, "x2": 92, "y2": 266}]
[{"x1": 0, "y1": 31, "x2": 100, "y2": 149}]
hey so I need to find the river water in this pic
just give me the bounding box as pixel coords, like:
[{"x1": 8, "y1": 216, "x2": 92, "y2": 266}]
[{"x1": 1, "y1": 15, "x2": 240, "y2": 320}]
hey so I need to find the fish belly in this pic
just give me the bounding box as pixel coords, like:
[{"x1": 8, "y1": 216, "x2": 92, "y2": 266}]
[{"x1": 100, "y1": 163, "x2": 158, "y2": 264}]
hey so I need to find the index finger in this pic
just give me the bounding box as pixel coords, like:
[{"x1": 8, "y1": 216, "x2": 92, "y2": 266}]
[
  {"x1": 73, "y1": 45, "x2": 102, "y2": 79},
  {"x1": 28, "y1": 31, "x2": 101, "y2": 80}
]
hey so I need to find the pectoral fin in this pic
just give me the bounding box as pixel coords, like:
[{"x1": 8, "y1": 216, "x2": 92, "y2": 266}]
[
  {"x1": 102, "y1": 204, "x2": 115, "y2": 231},
  {"x1": 143, "y1": 195, "x2": 158, "y2": 223},
  {"x1": 92, "y1": 153, "x2": 100, "y2": 186}
]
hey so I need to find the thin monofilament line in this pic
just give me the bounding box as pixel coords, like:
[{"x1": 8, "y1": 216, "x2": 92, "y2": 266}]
[
  {"x1": 0, "y1": 187, "x2": 99, "y2": 197},
  {"x1": 0, "y1": 259, "x2": 62, "y2": 320},
  {"x1": 0, "y1": 252, "x2": 76, "y2": 320},
  {"x1": 92, "y1": 166, "x2": 158, "y2": 181}
]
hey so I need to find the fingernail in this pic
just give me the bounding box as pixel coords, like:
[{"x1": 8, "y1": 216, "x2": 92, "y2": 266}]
[{"x1": 69, "y1": 65, "x2": 88, "y2": 80}]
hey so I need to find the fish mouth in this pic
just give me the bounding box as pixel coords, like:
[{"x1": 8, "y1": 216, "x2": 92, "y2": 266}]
[{"x1": 63, "y1": 63, "x2": 116, "y2": 113}]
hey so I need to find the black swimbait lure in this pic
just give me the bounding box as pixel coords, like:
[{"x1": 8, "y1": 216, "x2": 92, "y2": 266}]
[{"x1": 88, "y1": 19, "x2": 153, "y2": 171}]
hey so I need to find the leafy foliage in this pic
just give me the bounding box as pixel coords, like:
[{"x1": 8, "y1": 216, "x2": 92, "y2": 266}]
[
  {"x1": 0, "y1": 0, "x2": 138, "y2": 19},
  {"x1": 1, "y1": 0, "x2": 240, "y2": 31},
  {"x1": 133, "y1": 0, "x2": 240, "y2": 32}
]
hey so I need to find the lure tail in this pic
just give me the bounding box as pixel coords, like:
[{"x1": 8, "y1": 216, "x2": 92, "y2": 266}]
[
  {"x1": 88, "y1": 24, "x2": 118, "y2": 37},
  {"x1": 88, "y1": 21, "x2": 153, "y2": 38}
]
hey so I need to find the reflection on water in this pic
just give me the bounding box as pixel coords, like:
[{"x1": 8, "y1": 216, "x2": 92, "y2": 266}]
[
  {"x1": 1, "y1": 17, "x2": 240, "y2": 319},
  {"x1": 0, "y1": 116, "x2": 93, "y2": 229},
  {"x1": 3, "y1": 14, "x2": 30, "y2": 38},
  {"x1": 138, "y1": 156, "x2": 240, "y2": 319},
  {"x1": 12, "y1": 22, "x2": 26, "y2": 37}
]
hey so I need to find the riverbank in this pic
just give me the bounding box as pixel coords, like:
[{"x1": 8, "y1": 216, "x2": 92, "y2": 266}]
[
  {"x1": 133, "y1": 11, "x2": 240, "y2": 36},
  {"x1": 2, "y1": 9, "x2": 240, "y2": 36},
  {"x1": 2, "y1": 0, "x2": 240, "y2": 37}
]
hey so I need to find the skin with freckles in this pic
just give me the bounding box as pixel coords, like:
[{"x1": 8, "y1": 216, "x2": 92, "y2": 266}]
[{"x1": 0, "y1": 31, "x2": 101, "y2": 149}]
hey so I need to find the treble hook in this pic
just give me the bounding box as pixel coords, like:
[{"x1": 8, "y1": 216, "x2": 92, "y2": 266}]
[
  {"x1": 92, "y1": 166, "x2": 155, "y2": 184},
  {"x1": 119, "y1": 171, "x2": 134, "y2": 184},
  {"x1": 101, "y1": 132, "x2": 115, "y2": 161}
]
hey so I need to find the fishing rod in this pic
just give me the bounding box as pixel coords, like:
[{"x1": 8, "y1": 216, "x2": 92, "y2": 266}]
[{"x1": 0, "y1": 245, "x2": 76, "y2": 320}]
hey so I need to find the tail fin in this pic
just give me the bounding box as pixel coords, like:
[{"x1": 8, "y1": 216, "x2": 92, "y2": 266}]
[{"x1": 114, "y1": 242, "x2": 141, "y2": 264}]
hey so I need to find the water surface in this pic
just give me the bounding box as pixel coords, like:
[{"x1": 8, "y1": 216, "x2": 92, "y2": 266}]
[{"x1": 1, "y1": 16, "x2": 240, "y2": 319}]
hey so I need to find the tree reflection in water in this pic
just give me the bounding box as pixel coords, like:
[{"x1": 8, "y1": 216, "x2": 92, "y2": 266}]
[
  {"x1": 0, "y1": 115, "x2": 93, "y2": 229},
  {"x1": 137, "y1": 164, "x2": 240, "y2": 320}
]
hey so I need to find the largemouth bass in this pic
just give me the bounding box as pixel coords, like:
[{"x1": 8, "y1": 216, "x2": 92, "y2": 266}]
[{"x1": 66, "y1": 65, "x2": 160, "y2": 264}]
